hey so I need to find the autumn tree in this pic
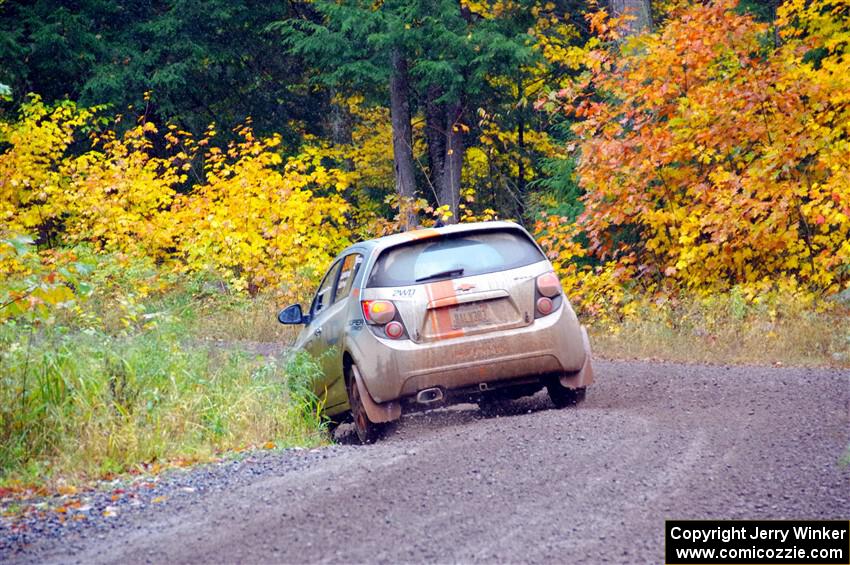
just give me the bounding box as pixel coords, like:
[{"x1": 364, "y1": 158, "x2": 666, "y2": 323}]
[{"x1": 543, "y1": 0, "x2": 850, "y2": 294}]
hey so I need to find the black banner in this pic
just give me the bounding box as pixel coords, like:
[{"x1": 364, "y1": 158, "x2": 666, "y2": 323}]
[{"x1": 666, "y1": 520, "x2": 850, "y2": 564}]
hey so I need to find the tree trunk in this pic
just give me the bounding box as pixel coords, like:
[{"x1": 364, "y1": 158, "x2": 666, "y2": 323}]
[
  {"x1": 326, "y1": 88, "x2": 353, "y2": 147},
  {"x1": 425, "y1": 87, "x2": 464, "y2": 223},
  {"x1": 516, "y1": 79, "x2": 526, "y2": 218},
  {"x1": 439, "y1": 100, "x2": 463, "y2": 222},
  {"x1": 608, "y1": 0, "x2": 651, "y2": 35},
  {"x1": 425, "y1": 85, "x2": 446, "y2": 201},
  {"x1": 389, "y1": 49, "x2": 417, "y2": 229}
]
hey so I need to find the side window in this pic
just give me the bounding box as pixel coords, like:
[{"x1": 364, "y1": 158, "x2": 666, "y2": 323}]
[
  {"x1": 334, "y1": 253, "x2": 363, "y2": 303},
  {"x1": 311, "y1": 261, "x2": 342, "y2": 318}
]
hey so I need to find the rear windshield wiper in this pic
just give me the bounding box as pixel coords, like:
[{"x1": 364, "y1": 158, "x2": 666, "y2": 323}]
[{"x1": 415, "y1": 268, "x2": 465, "y2": 282}]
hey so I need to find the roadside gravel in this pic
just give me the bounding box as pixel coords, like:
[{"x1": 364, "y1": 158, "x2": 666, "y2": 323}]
[{"x1": 2, "y1": 359, "x2": 848, "y2": 564}]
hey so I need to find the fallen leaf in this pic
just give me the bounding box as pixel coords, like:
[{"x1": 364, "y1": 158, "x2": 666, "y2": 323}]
[{"x1": 57, "y1": 485, "x2": 77, "y2": 496}]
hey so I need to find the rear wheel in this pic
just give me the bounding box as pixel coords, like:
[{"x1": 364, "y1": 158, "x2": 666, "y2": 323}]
[
  {"x1": 477, "y1": 396, "x2": 511, "y2": 418},
  {"x1": 347, "y1": 367, "x2": 384, "y2": 444},
  {"x1": 547, "y1": 382, "x2": 586, "y2": 408}
]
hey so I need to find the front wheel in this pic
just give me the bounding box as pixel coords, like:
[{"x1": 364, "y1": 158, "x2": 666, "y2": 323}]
[
  {"x1": 347, "y1": 367, "x2": 385, "y2": 444},
  {"x1": 546, "y1": 383, "x2": 586, "y2": 408}
]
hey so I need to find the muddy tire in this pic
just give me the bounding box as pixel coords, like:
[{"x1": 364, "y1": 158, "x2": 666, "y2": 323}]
[
  {"x1": 547, "y1": 383, "x2": 586, "y2": 408},
  {"x1": 347, "y1": 367, "x2": 384, "y2": 444},
  {"x1": 324, "y1": 414, "x2": 348, "y2": 439},
  {"x1": 477, "y1": 397, "x2": 510, "y2": 418}
]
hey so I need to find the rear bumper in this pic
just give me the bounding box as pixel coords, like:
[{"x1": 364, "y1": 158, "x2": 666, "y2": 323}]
[{"x1": 347, "y1": 301, "x2": 590, "y2": 403}]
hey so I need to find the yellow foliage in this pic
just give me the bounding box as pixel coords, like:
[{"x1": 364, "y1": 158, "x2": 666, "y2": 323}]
[
  {"x1": 338, "y1": 96, "x2": 396, "y2": 192},
  {"x1": 470, "y1": 107, "x2": 563, "y2": 192},
  {"x1": 173, "y1": 126, "x2": 353, "y2": 298},
  {"x1": 63, "y1": 122, "x2": 183, "y2": 257},
  {"x1": 529, "y1": 8, "x2": 585, "y2": 72},
  {"x1": 0, "y1": 96, "x2": 95, "y2": 236},
  {"x1": 0, "y1": 97, "x2": 180, "y2": 258},
  {"x1": 461, "y1": 0, "x2": 519, "y2": 18},
  {"x1": 1, "y1": 99, "x2": 355, "y2": 301}
]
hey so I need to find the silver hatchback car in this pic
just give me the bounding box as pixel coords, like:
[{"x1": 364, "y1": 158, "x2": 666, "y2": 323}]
[{"x1": 278, "y1": 221, "x2": 593, "y2": 443}]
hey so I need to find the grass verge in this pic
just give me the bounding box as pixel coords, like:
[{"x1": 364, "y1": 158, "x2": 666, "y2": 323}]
[
  {"x1": 588, "y1": 291, "x2": 850, "y2": 367},
  {"x1": 0, "y1": 281, "x2": 326, "y2": 491}
]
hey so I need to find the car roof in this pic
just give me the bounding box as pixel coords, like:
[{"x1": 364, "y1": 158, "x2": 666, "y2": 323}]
[{"x1": 335, "y1": 220, "x2": 531, "y2": 260}]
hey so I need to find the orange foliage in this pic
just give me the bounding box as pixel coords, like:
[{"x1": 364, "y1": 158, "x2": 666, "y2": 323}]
[{"x1": 540, "y1": 0, "x2": 850, "y2": 317}]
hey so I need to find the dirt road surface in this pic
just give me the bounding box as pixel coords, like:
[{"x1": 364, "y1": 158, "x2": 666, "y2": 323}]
[{"x1": 3, "y1": 360, "x2": 848, "y2": 564}]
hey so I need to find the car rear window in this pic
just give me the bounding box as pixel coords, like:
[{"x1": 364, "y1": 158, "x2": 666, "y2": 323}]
[{"x1": 366, "y1": 228, "x2": 546, "y2": 288}]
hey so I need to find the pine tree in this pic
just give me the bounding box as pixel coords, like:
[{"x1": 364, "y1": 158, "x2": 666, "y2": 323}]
[{"x1": 279, "y1": 0, "x2": 547, "y2": 223}]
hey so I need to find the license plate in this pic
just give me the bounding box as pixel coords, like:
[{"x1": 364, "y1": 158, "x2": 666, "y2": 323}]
[{"x1": 449, "y1": 302, "x2": 491, "y2": 329}]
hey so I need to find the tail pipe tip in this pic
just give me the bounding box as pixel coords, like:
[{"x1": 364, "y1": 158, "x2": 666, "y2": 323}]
[{"x1": 416, "y1": 387, "x2": 445, "y2": 405}]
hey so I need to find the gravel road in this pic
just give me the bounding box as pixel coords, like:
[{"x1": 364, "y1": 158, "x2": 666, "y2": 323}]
[{"x1": 2, "y1": 359, "x2": 848, "y2": 564}]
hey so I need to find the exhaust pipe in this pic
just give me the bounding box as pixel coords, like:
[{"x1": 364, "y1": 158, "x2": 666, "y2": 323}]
[{"x1": 416, "y1": 387, "x2": 444, "y2": 405}]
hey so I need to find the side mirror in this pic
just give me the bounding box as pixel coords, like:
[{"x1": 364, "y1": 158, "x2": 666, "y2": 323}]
[{"x1": 278, "y1": 304, "x2": 307, "y2": 325}]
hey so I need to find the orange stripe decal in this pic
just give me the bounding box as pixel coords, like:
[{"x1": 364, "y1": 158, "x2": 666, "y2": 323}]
[
  {"x1": 439, "y1": 328, "x2": 465, "y2": 340},
  {"x1": 406, "y1": 228, "x2": 440, "y2": 242},
  {"x1": 428, "y1": 280, "x2": 458, "y2": 303},
  {"x1": 425, "y1": 280, "x2": 463, "y2": 340}
]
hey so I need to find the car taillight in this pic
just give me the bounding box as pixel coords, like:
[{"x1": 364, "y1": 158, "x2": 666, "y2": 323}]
[
  {"x1": 536, "y1": 297, "x2": 554, "y2": 316},
  {"x1": 535, "y1": 273, "x2": 562, "y2": 318},
  {"x1": 362, "y1": 300, "x2": 396, "y2": 325},
  {"x1": 384, "y1": 321, "x2": 404, "y2": 339},
  {"x1": 536, "y1": 273, "x2": 561, "y2": 298},
  {"x1": 361, "y1": 300, "x2": 408, "y2": 339}
]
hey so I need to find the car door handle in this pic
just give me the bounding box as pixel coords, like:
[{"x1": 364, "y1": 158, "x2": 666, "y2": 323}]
[{"x1": 314, "y1": 328, "x2": 322, "y2": 336}]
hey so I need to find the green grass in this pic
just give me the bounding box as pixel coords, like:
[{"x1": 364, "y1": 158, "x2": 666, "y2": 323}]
[{"x1": 0, "y1": 284, "x2": 327, "y2": 489}]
